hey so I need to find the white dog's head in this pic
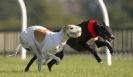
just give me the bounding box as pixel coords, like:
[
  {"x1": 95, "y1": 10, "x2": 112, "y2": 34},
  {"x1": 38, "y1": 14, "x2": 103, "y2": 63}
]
[{"x1": 63, "y1": 24, "x2": 82, "y2": 38}]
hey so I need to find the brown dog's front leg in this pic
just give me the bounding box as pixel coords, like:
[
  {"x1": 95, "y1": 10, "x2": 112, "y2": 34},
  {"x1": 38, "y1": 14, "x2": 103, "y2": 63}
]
[
  {"x1": 84, "y1": 43, "x2": 102, "y2": 63},
  {"x1": 95, "y1": 40, "x2": 113, "y2": 54},
  {"x1": 47, "y1": 50, "x2": 64, "y2": 71},
  {"x1": 25, "y1": 55, "x2": 37, "y2": 72}
]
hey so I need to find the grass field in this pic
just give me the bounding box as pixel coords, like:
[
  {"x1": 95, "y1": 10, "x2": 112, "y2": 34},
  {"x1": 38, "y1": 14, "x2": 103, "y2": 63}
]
[{"x1": 0, "y1": 55, "x2": 133, "y2": 77}]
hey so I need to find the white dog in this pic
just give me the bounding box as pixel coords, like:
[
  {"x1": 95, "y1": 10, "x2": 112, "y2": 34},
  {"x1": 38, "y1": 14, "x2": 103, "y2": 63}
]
[{"x1": 17, "y1": 25, "x2": 81, "y2": 71}]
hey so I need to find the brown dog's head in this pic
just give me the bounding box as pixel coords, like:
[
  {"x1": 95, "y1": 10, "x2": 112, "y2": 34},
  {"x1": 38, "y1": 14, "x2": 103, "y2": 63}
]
[{"x1": 94, "y1": 21, "x2": 115, "y2": 43}]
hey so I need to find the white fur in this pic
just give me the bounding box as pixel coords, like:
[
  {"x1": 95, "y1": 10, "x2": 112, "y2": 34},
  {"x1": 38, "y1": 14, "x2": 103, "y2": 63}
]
[{"x1": 19, "y1": 25, "x2": 81, "y2": 71}]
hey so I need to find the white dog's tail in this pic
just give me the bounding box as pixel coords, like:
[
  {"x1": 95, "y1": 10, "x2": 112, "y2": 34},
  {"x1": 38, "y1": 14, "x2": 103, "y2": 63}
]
[{"x1": 9, "y1": 44, "x2": 21, "y2": 57}]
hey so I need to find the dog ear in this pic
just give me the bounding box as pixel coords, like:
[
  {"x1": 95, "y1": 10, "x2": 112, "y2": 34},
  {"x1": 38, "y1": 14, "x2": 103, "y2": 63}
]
[
  {"x1": 102, "y1": 21, "x2": 108, "y2": 26},
  {"x1": 96, "y1": 21, "x2": 108, "y2": 28},
  {"x1": 102, "y1": 22, "x2": 105, "y2": 25},
  {"x1": 62, "y1": 25, "x2": 68, "y2": 33},
  {"x1": 94, "y1": 21, "x2": 101, "y2": 28}
]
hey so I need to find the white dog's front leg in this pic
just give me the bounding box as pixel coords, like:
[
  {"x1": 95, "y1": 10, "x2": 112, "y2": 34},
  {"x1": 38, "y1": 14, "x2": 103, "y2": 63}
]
[
  {"x1": 38, "y1": 62, "x2": 42, "y2": 72},
  {"x1": 47, "y1": 52, "x2": 61, "y2": 65},
  {"x1": 36, "y1": 58, "x2": 46, "y2": 72},
  {"x1": 36, "y1": 58, "x2": 43, "y2": 72}
]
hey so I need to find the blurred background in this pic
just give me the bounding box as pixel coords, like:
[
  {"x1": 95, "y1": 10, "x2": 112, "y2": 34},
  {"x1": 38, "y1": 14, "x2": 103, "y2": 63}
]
[{"x1": 0, "y1": 0, "x2": 133, "y2": 57}]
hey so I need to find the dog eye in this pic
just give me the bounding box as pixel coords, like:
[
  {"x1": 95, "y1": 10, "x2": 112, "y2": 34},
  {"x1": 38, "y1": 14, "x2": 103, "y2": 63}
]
[
  {"x1": 70, "y1": 27, "x2": 73, "y2": 29},
  {"x1": 100, "y1": 23, "x2": 103, "y2": 26}
]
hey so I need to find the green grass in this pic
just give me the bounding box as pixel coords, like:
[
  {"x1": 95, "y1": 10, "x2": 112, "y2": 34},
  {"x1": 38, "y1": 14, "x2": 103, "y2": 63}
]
[{"x1": 0, "y1": 55, "x2": 133, "y2": 77}]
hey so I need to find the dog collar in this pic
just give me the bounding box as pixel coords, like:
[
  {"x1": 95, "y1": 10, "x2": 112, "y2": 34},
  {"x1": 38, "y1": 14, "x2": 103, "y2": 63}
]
[{"x1": 87, "y1": 19, "x2": 97, "y2": 38}]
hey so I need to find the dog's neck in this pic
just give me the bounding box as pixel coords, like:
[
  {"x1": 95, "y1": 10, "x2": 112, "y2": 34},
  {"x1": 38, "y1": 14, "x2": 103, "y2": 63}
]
[{"x1": 58, "y1": 29, "x2": 69, "y2": 44}]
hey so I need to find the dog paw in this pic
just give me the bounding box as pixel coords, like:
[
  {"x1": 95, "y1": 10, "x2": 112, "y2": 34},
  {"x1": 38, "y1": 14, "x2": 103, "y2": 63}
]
[{"x1": 99, "y1": 61, "x2": 103, "y2": 64}]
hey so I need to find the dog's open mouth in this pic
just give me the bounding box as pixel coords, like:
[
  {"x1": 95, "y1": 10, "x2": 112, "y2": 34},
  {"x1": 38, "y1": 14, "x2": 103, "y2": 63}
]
[
  {"x1": 107, "y1": 36, "x2": 115, "y2": 44},
  {"x1": 105, "y1": 40, "x2": 111, "y2": 45}
]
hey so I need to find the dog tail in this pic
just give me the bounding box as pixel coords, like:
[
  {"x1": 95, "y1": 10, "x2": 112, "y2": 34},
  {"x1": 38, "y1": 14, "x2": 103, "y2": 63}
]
[{"x1": 9, "y1": 44, "x2": 21, "y2": 57}]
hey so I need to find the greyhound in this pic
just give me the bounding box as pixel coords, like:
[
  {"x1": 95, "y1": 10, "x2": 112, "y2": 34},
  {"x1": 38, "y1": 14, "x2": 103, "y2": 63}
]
[{"x1": 14, "y1": 25, "x2": 82, "y2": 72}]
